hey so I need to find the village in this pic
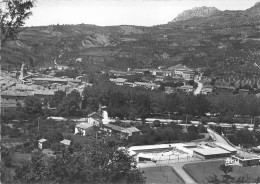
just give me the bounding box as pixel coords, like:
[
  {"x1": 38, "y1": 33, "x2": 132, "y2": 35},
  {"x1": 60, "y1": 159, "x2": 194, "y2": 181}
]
[{"x1": 1, "y1": 62, "x2": 260, "y2": 156}]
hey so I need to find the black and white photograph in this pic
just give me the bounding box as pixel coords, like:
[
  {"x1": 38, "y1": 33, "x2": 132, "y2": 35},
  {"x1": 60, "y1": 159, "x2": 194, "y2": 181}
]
[{"x1": 1, "y1": 0, "x2": 260, "y2": 183}]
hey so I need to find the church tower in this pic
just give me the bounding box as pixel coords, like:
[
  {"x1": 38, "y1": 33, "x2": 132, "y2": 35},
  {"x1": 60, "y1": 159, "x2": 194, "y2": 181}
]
[{"x1": 101, "y1": 106, "x2": 110, "y2": 124}]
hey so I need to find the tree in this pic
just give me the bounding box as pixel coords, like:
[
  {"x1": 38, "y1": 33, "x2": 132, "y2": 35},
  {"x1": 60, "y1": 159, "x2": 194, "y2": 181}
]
[
  {"x1": 206, "y1": 164, "x2": 250, "y2": 184},
  {"x1": 134, "y1": 94, "x2": 151, "y2": 120},
  {"x1": 219, "y1": 164, "x2": 233, "y2": 176},
  {"x1": 57, "y1": 90, "x2": 81, "y2": 117},
  {"x1": 187, "y1": 125, "x2": 199, "y2": 134},
  {"x1": 49, "y1": 91, "x2": 66, "y2": 108},
  {"x1": 163, "y1": 129, "x2": 178, "y2": 143},
  {"x1": 152, "y1": 120, "x2": 161, "y2": 127},
  {"x1": 24, "y1": 96, "x2": 42, "y2": 115},
  {"x1": 15, "y1": 136, "x2": 145, "y2": 184},
  {"x1": 44, "y1": 130, "x2": 63, "y2": 143},
  {"x1": 197, "y1": 124, "x2": 207, "y2": 133},
  {"x1": 0, "y1": 0, "x2": 35, "y2": 46}
]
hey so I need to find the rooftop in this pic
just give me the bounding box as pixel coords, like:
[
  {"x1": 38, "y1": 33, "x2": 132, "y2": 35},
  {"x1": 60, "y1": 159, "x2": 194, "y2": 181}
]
[
  {"x1": 193, "y1": 146, "x2": 230, "y2": 156},
  {"x1": 179, "y1": 85, "x2": 194, "y2": 89},
  {"x1": 34, "y1": 89, "x2": 55, "y2": 96},
  {"x1": 76, "y1": 123, "x2": 93, "y2": 129},
  {"x1": 126, "y1": 127, "x2": 140, "y2": 133},
  {"x1": 88, "y1": 112, "x2": 102, "y2": 119},
  {"x1": 60, "y1": 139, "x2": 71, "y2": 145},
  {"x1": 39, "y1": 139, "x2": 47, "y2": 142},
  {"x1": 1, "y1": 90, "x2": 34, "y2": 97},
  {"x1": 104, "y1": 123, "x2": 125, "y2": 132},
  {"x1": 32, "y1": 77, "x2": 81, "y2": 83},
  {"x1": 215, "y1": 86, "x2": 235, "y2": 90},
  {"x1": 214, "y1": 142, "x2": 237, "y2": 152},
  {"x1": 110, "y1": 78, "x2": 127, "y2": 83},
  {"x1": 109, "y1": 70, "x2": 127, "y2": 74},
  {"x1": 234, "y1": 151, "x2": 260, "y2": 160}
]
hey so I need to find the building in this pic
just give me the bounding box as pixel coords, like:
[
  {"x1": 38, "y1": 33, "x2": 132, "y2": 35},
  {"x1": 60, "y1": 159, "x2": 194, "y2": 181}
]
[
  {"x1": 109, "y1": 78, "x2": 127, "y2": 86},
  {"x1": 38, "y1": 139, "x2": 48, "y2": 149},
  {"x1": 55, "y1": 65, "x2": 69, "y2": 70},
  {"x1": 109, "y1": 70, "x2": 127, "y2": 77},
  {"x1": 34, "y1": 89, "x2": 55, "y2": 100},
  {"x1": 151, "y1": 70, "x2": 173, "y2": 77},
  {"x1": 182, "y1": 70, "x2": 195, "y2": 80},
  {"x1": 1, "y1": 90, "x2": 34, "y2": 108},
  {"x1": 123, "y1": 82, "x2": 137, "y2": 87},
  {"x1": 60, "y1": 139, "x2": 71, "y2": 147},
  {"x1": 214, "y1": 142, "x2": 237, "y2": 155},
  {"x1": 103, "y1": 123, "x2": 126, "y2": 138},
  {"x1": 231, "y1": 154, "x2": 260, "y2": 167},
  {"x1": 87, "y1": 112, "x2": 103, "y2": 126},
  {"x1": 201, "y1": 86, "x2": 213, "y2": 95},
  {"x1": 214, "y1": 86, "x2": 235, "y2": 95},
  {"x1": 168, "y1": 64, "x2": 194, "y2": 77},
  {"x1": 102, "y1": 122, "x2": 140, "y2": 139},
  {"x1": 134, "y1": 82, "x2": 159, "y2": 90},
  {"x1": 32, "y1": 77, "x2": 81, "y2": 86},
  {"x1": 121, "y1": 127, "x2": 141, "y2": 139},
  {"x1": 179, "y1": 85, "x2": 194, "y2": 92},
  {"x1": 75, "y1": 123, "x2": 95, "y2": 136},
  {"x1": 239, "y1": 89, "x2": 249, "y2": 95},
  {"x1": 193, "y1": 146, "x2": 231, "y2": 160},
  {"x1": 132, "y1": 69, "x2": 148, "y2": 75}
]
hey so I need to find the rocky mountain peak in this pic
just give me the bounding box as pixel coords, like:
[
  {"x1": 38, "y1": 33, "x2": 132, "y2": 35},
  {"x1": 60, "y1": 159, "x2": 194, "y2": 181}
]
[{"x1": 171, "y1": 6, "x2": 221, "y2": 23}]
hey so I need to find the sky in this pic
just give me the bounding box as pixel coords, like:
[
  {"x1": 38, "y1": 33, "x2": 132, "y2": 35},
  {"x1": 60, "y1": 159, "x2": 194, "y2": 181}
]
[{"x1": 23, "y1": 0, "x2": 260, "y2": 27}]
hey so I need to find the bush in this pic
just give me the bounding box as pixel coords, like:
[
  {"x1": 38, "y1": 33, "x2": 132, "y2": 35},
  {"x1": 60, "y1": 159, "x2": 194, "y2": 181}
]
[{"x1": 9, "y1": 128, "x2": 21, "y2": 138}]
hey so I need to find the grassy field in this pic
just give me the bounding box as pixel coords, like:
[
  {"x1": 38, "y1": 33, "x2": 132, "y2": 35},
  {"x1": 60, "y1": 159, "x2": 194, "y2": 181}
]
[
  {"x1": 183, "y1": 160, "x2": 260, "y2": 183},
  {"x1": 141, "y1": 166, "x2": 185, "y2": 184}
]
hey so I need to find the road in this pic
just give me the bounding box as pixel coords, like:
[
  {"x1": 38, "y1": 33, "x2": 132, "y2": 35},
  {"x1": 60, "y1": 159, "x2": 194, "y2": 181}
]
[
  {"x1": 207, "y1": 128, "x2": 232, "y2": 146},
  {"x1": 193, "y1": 74, "x2": 203, "y2": 96},
  {"x1": 193, "y1": 80, "x2": 203, "y2": 96}
]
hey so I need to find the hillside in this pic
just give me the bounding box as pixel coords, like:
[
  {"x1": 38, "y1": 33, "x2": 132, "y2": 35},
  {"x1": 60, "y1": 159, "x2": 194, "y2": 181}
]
[{"x1": 1, "y1": 2, "x2": 260, "y2": 86}]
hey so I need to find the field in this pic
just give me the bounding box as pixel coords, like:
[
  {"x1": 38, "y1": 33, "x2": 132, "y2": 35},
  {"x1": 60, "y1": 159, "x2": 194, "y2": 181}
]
[
  {"x1": 183, "y1": 160, "x2": 260, "y2": 183},
  {"x1": 141, "y1": 166, "x2": 185, "y2": 184}
]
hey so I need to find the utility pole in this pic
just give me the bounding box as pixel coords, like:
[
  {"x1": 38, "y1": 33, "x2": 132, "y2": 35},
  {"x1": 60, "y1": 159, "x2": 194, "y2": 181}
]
[{"x1": 37, "y1": 117, "x2": 40, "y2": 131}]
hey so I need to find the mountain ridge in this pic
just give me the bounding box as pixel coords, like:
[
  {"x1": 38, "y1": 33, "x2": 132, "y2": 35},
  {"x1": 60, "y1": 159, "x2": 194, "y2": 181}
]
[{"x1": 170, "y1": 6, "x2": 221, "y2": 23}]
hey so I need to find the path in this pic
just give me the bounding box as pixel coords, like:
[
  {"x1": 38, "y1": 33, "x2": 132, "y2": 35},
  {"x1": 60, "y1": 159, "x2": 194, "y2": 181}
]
[{"x1": 169, "y1": 162, "x2": 197, "y2": 184}]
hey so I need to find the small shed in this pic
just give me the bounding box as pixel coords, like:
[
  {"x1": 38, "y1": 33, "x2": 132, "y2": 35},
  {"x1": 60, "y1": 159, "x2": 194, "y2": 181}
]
[{"x1": 38, "y1": 139, "x2": 48, "y2": 149}]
